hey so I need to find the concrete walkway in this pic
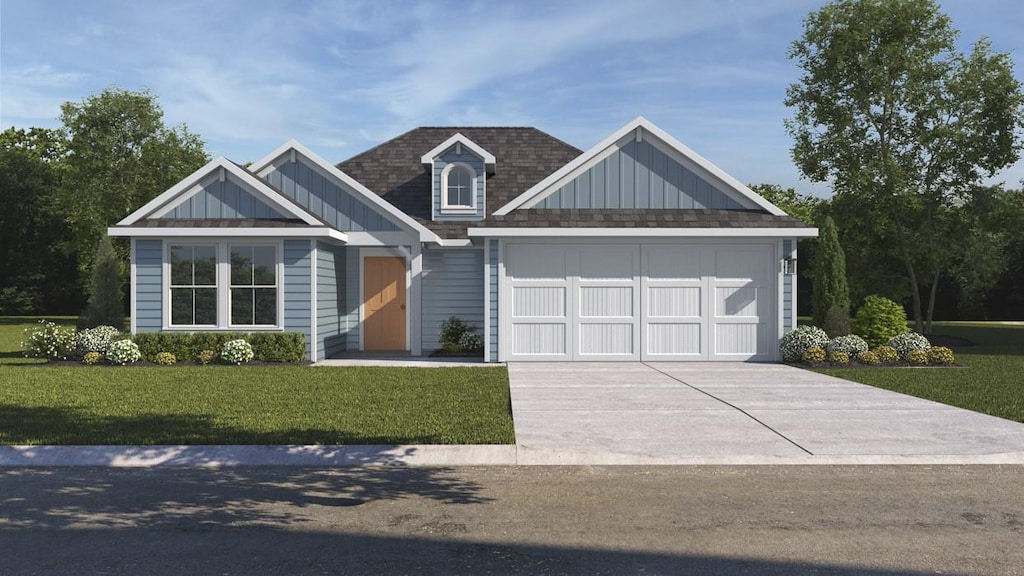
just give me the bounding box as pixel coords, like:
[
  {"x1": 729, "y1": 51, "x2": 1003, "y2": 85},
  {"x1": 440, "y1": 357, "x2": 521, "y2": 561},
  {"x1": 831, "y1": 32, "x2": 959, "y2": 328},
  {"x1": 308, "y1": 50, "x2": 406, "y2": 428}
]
[{"x1": 509, "y1": 362, "x2": 1024, "y2": 465}]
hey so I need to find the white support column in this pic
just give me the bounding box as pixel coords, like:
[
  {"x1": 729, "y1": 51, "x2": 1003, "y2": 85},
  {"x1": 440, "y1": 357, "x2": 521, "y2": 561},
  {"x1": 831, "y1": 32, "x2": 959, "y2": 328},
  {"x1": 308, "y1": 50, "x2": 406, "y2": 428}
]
[{"x1": 410, "y1": 243, "x2": 423, "y2": 356}]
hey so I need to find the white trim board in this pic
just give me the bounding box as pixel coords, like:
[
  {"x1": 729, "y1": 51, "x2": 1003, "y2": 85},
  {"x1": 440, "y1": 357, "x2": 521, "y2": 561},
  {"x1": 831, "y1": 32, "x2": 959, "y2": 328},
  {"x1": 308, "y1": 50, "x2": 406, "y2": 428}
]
[
  {"x1": 468, "y1": 227, "x2": 819, "y2": 238},
  {"x1": 420, "y1": 133, "x2": 496, "y2": 170},
  {"x1": 494, "y1": 117, "x2": 788, "y2": 217},
  {"x1": 249, "y1": 140, "x2": 442, "y2": 244},
  {"x1": 109, "y1": 227, "x2": 348, "y2": 242}
]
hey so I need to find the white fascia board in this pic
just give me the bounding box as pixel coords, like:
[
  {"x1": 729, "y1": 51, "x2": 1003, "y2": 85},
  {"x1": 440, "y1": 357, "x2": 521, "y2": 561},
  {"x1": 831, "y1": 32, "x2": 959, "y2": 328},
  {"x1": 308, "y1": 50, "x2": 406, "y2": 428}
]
[
  {"x1": 251, "y1": 140, "x2": 443, "y2": 244},
  {"x1": 420, "y1": 133, "x2": 496, "y2": 168},
  {"x1": 437, "y1": 238, "x2": 474, "y2": 247},
  {"x1": 494, "y1": 117, "x2": 788, "y2": 217},
  {"x1": 108, "y1": 226, "x2": 348, "y2": 242},
  {"x1": 117, "y1": 157, "x2": 323, "y2": 227},
  {"x1": 467, "y1": 227, "x2": 819, "y2": 239}
]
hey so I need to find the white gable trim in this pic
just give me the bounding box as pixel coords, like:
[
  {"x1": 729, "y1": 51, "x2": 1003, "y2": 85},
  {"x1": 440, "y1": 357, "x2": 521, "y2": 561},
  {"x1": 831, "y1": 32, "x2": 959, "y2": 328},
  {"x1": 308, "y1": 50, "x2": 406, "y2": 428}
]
[
  {"x1": 467, "y1": 227, "x2": 819, "y2": 239},
  {"x1": 494, "y1": 117, "x2": 787, "y2": 217},
  {"x1": 250, "y1": 140, "x2": 442, "y2": 244},
  {"x1": 420, "y1": 133, "x2": 496, "y2": 170},
  {"x1": 117, "y1": 157, "x2": 323, "y2": 227}
]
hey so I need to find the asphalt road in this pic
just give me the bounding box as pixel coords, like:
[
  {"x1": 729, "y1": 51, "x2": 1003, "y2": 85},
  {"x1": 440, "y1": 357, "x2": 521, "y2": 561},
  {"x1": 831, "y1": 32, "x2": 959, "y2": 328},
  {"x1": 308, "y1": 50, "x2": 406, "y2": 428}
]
[{"x1": 1, "y1": 465, "x2": 1021, "y2": 575}]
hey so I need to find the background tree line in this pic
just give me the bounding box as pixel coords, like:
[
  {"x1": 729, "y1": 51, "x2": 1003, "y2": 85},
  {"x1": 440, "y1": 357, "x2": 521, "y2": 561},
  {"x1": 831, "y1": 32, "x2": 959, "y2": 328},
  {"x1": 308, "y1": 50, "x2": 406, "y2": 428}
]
[{"x1": 0, "y1": 87, "x2": 208, "y2": 316}]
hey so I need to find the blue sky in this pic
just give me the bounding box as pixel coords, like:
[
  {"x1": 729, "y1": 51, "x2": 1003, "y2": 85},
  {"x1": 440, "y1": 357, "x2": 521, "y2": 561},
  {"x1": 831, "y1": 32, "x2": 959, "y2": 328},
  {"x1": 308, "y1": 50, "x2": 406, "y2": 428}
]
[{"x1": 2, "y1": 0, "x2": 1022, "y2": 197}]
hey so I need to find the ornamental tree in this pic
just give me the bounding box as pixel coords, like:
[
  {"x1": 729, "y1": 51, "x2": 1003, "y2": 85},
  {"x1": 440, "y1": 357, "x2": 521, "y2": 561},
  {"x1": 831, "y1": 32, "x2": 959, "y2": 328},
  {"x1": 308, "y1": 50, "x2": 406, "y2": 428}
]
[{"x1": 785, "y1": 0, "x2": 1024, "y2": 332}]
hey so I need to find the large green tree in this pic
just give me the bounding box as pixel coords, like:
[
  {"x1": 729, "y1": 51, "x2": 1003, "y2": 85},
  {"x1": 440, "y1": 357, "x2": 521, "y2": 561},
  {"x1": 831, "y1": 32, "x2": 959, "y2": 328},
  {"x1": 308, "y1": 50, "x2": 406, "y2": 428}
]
[
  {"x1": 0, "y1": 128, "x2": 81, "y2": 314},
  {"x1": 59, "y1": 87, "x2": 208, "y2": 279},
  {"x1": 784, "y1": 0, "x2": 1024, "y2": 332}
]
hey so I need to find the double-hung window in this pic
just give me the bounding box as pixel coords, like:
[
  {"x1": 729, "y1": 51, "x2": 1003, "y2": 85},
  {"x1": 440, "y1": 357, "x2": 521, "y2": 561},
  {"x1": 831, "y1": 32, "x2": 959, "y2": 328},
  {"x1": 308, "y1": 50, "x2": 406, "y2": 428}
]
[{"x1": 168, "y1": 242, "x2": 281, "y2": 329}]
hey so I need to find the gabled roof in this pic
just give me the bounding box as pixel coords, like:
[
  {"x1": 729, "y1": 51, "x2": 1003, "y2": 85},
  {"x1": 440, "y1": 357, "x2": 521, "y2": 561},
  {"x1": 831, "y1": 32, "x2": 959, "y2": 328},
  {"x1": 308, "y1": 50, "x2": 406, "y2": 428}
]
[
  {"x1": 337, "y1": 127, "x2": 583, "y2": 239},
  {"x1": 249, "y1": 139, "x2": 441, "y2": 243},
  {"x1": 116, "y1": 157, "x2": 323, "y2": 227},
  {"x1": 420, "y1": 133, "x2": 496, "y2": 172},
  {"x1": 494, "y1": 117, "x2": 787, "y2": 217}
]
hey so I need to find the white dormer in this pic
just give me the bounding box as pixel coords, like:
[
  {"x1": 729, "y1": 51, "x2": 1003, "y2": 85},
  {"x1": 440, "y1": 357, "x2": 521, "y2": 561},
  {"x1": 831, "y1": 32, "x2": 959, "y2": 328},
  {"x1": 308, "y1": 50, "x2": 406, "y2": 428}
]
[{"x1": 422, "y1": 133, "x2": 494, "y2": 221}]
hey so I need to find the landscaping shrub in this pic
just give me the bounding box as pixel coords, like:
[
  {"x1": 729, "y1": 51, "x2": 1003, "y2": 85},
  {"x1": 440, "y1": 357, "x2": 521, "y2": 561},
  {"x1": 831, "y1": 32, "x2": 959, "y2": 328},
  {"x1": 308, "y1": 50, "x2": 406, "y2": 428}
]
[
  {"x1": 133, "y1": 332, "x2": 305, "y2": 362},
  {"x1": 780, "y1": 325, "x2": 829, "y2": 362},
  {"x1": 221, "y1": 339, "x2": 254, "y2": 364},
  {"x1": 75, "y1": 325, "x2": 122, "y2": 356},
  {"x1": 107, "y1": 339, "x2": 141, "y2": 365},
  {"x1": 802, "y1": 346, "x2": 826, "y2": 363},
  {"x1": 439, "y1": 316, "x2": 483, "y2": 354},
  {"x1": 905, "y1": 349, "x2": 929, "y2": 365},
  {"x1": 823, "y1": 304, "x2": 851, "y2": 338},
  {"x1": 80, "y1": 236, "x2": 126, "y2": 330},
  {"x1": 887, "y1": 332, "x2": 931, "y2": 359},
  {"x1": 856, "y1": 350, "x2": 880, "y2": 365},
  {"x1": 852, "y1": 295, "x2": 909, "y2": 348},
  {"x1": 928, "y1": 346, "x2": 955, "y2": 366},
  {"x1": 197, "y1": 349, "x2": 217, "y2": 365},
  {"x1": 828, "y1": 351, "x2": 850, "y2": 365},
  {"x1": 873, "y1": 345, "x2": 899, "y2": 363},
  {"x1": 155, "y1": 352, "x2": 177, "y2": 366},
  {"x1": 82, "y1": 351, "x2": 103, "y2": 365},
  {"x1": 22, "y1": 320, "x2": 77, "y2": 360},
  {"x1": 827, "y1": 334, "x2": 868, "y2": 356}
]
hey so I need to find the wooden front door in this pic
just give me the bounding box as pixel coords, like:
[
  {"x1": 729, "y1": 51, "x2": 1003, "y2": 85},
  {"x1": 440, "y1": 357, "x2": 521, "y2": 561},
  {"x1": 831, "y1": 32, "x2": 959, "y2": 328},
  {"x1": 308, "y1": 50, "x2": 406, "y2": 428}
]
[{"x1": 364, "y1": 256, "x2": 406, "y2": 350}]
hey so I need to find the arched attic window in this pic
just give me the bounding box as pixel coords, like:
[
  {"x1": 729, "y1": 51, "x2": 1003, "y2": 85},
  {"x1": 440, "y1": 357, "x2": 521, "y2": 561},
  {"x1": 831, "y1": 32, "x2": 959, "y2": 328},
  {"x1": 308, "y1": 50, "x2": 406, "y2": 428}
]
[{"x1": 442, "y1": 163, "x2": 476, "y2": 211}]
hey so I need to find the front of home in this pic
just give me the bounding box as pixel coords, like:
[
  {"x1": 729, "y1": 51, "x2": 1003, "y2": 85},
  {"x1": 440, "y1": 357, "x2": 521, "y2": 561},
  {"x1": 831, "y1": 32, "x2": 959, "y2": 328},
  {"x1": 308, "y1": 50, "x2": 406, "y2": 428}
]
[{"x1": 109, "y1": 117, "x2": 817, "y2": 362}]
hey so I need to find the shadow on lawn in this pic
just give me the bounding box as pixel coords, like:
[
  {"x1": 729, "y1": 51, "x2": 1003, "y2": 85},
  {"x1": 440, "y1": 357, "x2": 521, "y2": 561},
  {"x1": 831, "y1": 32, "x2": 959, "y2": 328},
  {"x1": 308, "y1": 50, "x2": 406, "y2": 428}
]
[{"x1": 0, "y1": 404, "x2": 447, "y2": 446}]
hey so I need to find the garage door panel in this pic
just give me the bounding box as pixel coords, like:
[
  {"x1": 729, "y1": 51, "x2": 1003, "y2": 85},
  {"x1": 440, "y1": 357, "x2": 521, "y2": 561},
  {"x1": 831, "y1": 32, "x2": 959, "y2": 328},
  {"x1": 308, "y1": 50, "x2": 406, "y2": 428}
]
[
  {"x1": 579, "y1": 246, "x2": 636, "y2": 279},
  {"x1": 507, "y1": 245, "x2": 566, "y2": 280},
  {"x1": 716, "y1": 285, "x2": 759, "y2": 317},
  {"x1": 647, "y1": 323, "x2": 702, "y2": 356},
  {"x1": 514, "y1": 323, "x2": 567, "y2": 355},
  {"x1": 647, "y1": 286, "x2": 701, "y2": 317},
  {"x1": 580, "y1": 286, "x2": 633, "y2": 317},
  {"x1": 514, "y1": 286, "x2": 566, "y2": 317},
  {"x1": 579, "y1": 324, "x2": 634, "y2": 356},
  {"x1": 715, "y1": 323, "x2": 764, "y2": 356},
  {"x1": 645, "y1": 245, "x2": 702, "y2": 279}
]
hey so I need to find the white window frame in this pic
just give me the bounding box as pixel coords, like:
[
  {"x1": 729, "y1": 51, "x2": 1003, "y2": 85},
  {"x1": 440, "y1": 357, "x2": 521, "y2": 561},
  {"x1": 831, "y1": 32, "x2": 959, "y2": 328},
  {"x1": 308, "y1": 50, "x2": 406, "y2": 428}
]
[
  {"x1": 440, "y1": 162, "x2": 477, "y2": 213},
  {"x1": 167, "y1": 243, "x2": 219, "y2": 328},
  {"x1": 163, "y1": 239, "x2": 285, "y2": 331}
]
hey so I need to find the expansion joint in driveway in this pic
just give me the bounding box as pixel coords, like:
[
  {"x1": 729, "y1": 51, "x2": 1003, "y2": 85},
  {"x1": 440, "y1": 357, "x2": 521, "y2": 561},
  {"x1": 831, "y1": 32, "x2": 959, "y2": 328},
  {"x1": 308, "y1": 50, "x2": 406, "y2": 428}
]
[{"x1": 642, "y1": 363, "x2": 813, "y2": 456}]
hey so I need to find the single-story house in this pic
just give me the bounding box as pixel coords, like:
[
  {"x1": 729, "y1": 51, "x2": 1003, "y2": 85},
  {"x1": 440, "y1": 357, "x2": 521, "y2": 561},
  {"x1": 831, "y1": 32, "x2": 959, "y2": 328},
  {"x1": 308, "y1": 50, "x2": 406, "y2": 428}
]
[{"x1": 110, "y1": 117, "x2": 818, "y2": 362}]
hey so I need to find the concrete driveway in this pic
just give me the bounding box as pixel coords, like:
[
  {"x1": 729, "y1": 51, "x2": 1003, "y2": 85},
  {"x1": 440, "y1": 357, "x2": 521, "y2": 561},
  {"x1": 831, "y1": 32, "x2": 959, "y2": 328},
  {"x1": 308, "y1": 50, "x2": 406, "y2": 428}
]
[{"x1": 508, "y1": 362, "x2": 1024, "y2": 464}]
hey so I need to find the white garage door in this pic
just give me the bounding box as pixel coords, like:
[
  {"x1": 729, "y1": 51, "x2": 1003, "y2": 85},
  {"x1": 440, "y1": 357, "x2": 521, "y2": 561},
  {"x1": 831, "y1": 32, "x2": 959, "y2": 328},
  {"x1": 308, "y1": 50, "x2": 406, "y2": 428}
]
[{"x1": 504, "y1": 243, "x2": 775, "y2": 361}]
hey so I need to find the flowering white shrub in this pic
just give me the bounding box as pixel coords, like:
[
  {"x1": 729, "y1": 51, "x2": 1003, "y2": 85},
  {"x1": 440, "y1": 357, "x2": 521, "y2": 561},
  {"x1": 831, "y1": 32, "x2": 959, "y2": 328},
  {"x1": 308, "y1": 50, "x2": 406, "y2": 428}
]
[
  {"x1": 22, "y1": 320, "x2": 77, "y2": 360},
  {"x1": 76, "y1": 325, "x2": 122, "y2": 356},
  {"x1": 106, "y1": 339, "x2": 141, "y2": 365},
  {"x1": 221, "y1": 339, "x2": 254, "y2": 364},
  {"x1": 779, "y1": 325, "x2": 829, "y2": 362},
  {"x1": 827, "y1": 334, "x2": 869, "y2": 356},
  {"x1": 887, "y1": 332, "x2": 931, "y2": 359}
]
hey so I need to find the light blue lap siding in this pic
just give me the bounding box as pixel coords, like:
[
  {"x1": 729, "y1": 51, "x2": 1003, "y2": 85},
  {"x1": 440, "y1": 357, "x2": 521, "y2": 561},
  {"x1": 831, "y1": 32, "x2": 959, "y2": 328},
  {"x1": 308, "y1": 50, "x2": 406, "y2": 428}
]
[
  {"x1": 488, "y1": 240, "x2": 498, "y2": 362},
  {"x1": 163, "y1": 177, "x2": 287, "y2": 219},
  {"x1": 536, "y1": 140, "x2": 745, "y2": 210},
  {"x1": 284, "y1": 240, "x2": 313, "y2": 359},
  {"x1": 316, "y1": 242, "x2": 346, "y2": 359},
  {"x1": 783, "y1": 239, "x2": 794, "y2": 332},
  {"x1": 421, "y1": 248, "x2": 485, "y2": 352},
  {"x1": 264, "y1": 159, "x2": 400, "y2": 232},
  {"x1": 134, "y1": 239, "x2": 163, "y2": 332},
  {"x1": 432, "y1": 147, "x2": 486, "y2": 221}
]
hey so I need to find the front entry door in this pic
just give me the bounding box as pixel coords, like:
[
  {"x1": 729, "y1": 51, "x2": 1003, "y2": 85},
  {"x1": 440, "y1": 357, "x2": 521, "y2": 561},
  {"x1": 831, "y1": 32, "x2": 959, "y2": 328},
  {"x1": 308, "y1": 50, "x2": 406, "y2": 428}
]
[{"x1": 364, "y1": 256, "x2": 407, "y2": 350}]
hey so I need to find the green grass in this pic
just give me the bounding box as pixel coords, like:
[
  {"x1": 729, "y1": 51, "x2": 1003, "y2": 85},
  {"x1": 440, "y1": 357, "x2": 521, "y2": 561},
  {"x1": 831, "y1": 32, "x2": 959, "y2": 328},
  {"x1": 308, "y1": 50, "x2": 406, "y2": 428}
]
[
  {"x1": 813, "y1": 322, "x2": 1024, "y2": 423},
  {"x1": 0, "y1": 317, "x2": 514, "y2": 445}
]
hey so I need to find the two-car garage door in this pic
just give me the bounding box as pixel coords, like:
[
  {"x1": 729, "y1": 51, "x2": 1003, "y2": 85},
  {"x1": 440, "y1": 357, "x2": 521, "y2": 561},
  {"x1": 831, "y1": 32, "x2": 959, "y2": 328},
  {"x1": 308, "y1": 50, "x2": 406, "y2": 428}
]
[{"x1": 503, "y1": 243, "x2": 776, "y2": 361}]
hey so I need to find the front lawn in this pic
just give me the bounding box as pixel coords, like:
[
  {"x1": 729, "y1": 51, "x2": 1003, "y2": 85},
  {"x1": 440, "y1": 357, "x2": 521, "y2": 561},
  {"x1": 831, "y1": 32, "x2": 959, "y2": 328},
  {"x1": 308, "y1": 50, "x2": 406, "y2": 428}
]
[
  {"x1": 813, "y1": 322, "x2": 1024, "y2": 423},
  {"x1": 0, "y1": 317, "x2": 514, "y2": 445}
]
